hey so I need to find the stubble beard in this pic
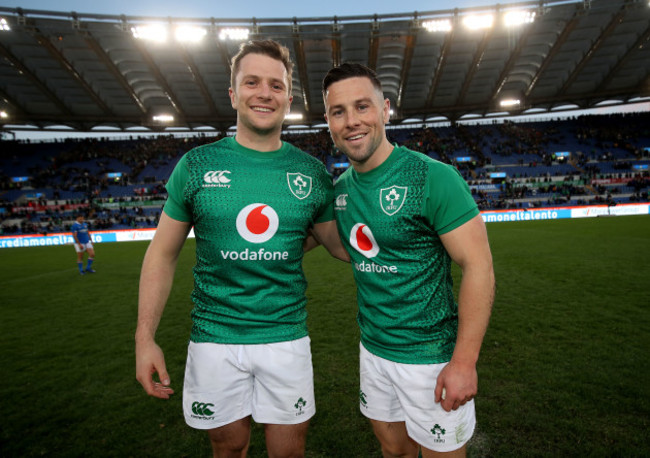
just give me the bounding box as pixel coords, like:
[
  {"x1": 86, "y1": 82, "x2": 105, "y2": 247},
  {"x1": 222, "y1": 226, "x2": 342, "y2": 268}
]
[{"x1": 339, "y1": 134, "x2": 382, "y2": 167}]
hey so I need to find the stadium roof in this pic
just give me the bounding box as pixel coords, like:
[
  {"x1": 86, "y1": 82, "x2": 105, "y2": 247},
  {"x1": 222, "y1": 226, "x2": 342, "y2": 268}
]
[{"x1": 0, "y1": 0, "x2": 649, "y2": 133}]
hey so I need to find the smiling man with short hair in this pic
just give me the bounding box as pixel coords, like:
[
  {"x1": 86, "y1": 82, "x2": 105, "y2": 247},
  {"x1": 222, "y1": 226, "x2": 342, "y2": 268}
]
[
  {"x1": 323, "y1": 62, "x2": 495, "y2": 458},
  {"x1": 136, "y1": 40, "x2": 348, "y2": 457}
]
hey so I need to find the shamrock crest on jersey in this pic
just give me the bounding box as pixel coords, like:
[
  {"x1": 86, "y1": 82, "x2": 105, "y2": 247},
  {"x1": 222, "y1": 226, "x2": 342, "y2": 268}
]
[
  {"x1": 287, "y1": 173, "x2": 313, "y2": 200},
  {"x1": 380, "y1": 185, "x2": 407, "y2": 215}
]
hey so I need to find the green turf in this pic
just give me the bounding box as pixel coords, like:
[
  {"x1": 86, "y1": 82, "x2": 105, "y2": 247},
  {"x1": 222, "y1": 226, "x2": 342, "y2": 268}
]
[{"x1": 0, "y1": 215, "x2": 648, "y2": 457}]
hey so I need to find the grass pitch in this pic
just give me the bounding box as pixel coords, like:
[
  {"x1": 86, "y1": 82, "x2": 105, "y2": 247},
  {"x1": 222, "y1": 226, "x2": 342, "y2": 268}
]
[{"x1": 0, "y1": 215, "x2": 648, "y2": 457}]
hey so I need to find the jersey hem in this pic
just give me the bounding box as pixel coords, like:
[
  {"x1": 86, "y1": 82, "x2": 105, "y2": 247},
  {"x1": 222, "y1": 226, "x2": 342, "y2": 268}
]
[
  {"x1": 360, "y1": 341, "x2": 453, "y2": 365},
  {"x1": 190, "y1": 331, "x2": 310, "y2": 346}
]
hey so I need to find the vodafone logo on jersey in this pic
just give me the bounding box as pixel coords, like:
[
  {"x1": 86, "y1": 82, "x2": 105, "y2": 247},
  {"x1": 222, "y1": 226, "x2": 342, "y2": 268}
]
[
  {"x1": 221, "y1": 203, "x2": 288, "y2": 262},
  {"x1": 349, "y1": 223, "x2": 379, "y2": 258},
  {"x1": 236, "y1": 203, "x2": 279, "y2": 244},
  {"x1": 349, "y1": 222, "x2": 398, "y2": 273}
]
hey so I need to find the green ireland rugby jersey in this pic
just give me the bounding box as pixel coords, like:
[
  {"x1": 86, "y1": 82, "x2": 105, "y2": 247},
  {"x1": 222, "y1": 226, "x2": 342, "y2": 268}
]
[
  {"x1": 334, "y1": 145, "x2": 479, "y2": 364},
  {"x1": 164, "y1": 136, "x2": 334, "y2": 344}
]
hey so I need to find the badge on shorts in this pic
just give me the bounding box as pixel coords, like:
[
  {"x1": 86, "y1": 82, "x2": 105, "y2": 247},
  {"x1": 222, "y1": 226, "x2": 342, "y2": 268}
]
[
  {"x1": 287, "y1": 173, "x2": 313, "y2": 200},
  {"x1": 380, "y1": 185, "x2": 407, "y2": 215}
]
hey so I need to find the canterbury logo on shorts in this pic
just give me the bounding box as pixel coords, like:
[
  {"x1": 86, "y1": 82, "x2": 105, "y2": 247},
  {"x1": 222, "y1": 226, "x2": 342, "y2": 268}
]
[{"x1": 191, "y1": 402, "x2": 215, "y2": 417}]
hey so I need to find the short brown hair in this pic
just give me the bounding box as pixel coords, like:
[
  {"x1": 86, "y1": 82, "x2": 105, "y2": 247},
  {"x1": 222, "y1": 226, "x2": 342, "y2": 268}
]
[
  {"x1": 322, "y1": 62, "x2": 383, "y2": 99},
  {"x1": 230, "y1": 40, "x2": 293, "y2": 94}
]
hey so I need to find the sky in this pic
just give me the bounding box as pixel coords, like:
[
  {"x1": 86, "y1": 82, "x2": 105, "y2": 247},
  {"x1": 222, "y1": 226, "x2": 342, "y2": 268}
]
[{"x1": 0, "y1": 0, "x2": 502, "y2": 19}]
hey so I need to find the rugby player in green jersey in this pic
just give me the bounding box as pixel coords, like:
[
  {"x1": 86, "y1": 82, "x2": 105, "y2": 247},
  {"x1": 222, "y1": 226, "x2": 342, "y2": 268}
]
[
  {"x1": 136, "y1": 40, "x2": 348, "y2": 457},
  {"x1": 323, "y1": 63, "x2": 495, "y2": 457}
]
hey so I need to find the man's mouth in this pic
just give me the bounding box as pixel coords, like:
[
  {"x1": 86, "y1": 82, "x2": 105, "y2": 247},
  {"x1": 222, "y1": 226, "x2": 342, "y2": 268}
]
[{"x1": 347, "y1": 133, "x2": 366, "y2": 141}]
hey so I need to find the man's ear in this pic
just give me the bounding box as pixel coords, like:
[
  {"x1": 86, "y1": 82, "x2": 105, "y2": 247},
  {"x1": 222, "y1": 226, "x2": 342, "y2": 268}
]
[
  {"x1": 229, "y1": 87, "x2": 236, "y2": 109},
  {"x1": 383, "y1": 98, "x2": 391, "y2": 124}
]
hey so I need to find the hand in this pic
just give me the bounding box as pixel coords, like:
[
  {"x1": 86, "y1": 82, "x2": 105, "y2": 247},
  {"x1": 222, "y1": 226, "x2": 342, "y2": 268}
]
[
  {"x1": 135, "y1": 339, "x2": 174, "y2": 399},
  {"x1": 434, "y1": 360, "x2": 477, "y2": 412}
]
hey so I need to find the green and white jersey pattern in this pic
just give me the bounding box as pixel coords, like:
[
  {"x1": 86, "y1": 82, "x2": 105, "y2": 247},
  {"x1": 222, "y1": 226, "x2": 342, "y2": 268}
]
[
  {"x1": 164, "y1": 136, "x2": 333, "y2": 345},
  {"x1": 334, "y1": 145, "x2": 479, "y2": 364}
]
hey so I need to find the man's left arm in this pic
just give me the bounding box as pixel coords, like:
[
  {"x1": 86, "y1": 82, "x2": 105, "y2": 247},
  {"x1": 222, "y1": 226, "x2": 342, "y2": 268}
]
[
  {"x1": 71, "y1": 225, "x2": 81, "y2": 247},
  {"x1": 436, "y1": 214, "x2": 495, "y2": 412},
  {"x1": 308, "y1": 220, "x2": 350, "y2": 262}
]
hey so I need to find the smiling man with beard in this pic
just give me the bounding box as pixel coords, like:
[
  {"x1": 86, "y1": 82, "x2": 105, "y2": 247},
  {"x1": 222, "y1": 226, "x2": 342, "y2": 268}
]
[{"x1": 323, "y1": 63, "x2": 495, "y2": 458}]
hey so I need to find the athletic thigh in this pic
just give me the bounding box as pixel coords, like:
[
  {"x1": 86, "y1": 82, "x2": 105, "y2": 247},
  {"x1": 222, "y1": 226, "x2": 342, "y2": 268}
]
[
  {"x1": 264, "y1": 420, "x2": 310, "y2": 457},
  {"x1": 370, "y1": 419, "x2": 419, "y2": 458},
  {"x1": 208, "y1": 416, "x2": 251, "y2": 455}
]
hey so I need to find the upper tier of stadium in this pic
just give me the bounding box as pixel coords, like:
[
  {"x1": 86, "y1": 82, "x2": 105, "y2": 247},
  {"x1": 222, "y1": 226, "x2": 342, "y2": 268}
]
[{"x1": 0, "y1": 0, "x2": 649, "y2": 132}]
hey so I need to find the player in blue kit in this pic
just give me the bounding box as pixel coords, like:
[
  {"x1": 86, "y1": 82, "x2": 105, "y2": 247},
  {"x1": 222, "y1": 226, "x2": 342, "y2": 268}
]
[
  {"x1": 70, "y1": 214, "x2": 95, "y2": 274},
  {"x1": 136, "y1": 40, "x2": 348, "y2": 457}
]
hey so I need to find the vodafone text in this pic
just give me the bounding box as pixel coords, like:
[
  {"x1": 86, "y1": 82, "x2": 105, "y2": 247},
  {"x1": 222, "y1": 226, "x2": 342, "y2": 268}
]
[
  {"x1": 354, "y1": 260, "x2": 398, "y2": 273},
  {"x1": 220, "y1": 248, "x2": 289, "y2": 261}
]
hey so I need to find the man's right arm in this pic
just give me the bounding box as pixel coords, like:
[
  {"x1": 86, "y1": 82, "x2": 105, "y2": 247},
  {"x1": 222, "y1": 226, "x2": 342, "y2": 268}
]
[
  {"x1": 309, "y1": 220, "x2": 350, "y2": 262},
  {"x1": 135, "y1": 212, "x2": 191, "y2": 399}
]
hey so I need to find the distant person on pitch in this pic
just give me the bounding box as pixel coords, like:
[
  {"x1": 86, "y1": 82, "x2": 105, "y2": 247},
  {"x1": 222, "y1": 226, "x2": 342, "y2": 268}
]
[
  {"x1": 323, "y1": 63, "x2": 495, "y2": 457},
  {"x1": 71, "y1": 214, "x2": 95, "y2": 274},
  {"x1": 135, "y1": 39, "x2": 348, "y2": 457}
]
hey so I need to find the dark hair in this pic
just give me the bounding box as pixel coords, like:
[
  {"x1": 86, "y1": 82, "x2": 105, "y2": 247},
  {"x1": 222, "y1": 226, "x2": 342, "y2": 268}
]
[
  {"x1": 322, "y1": 63, "x2": 383, "y2": 98},
  {"x1": 230, "y1": 39, "x2": 293, "y2": 93}
]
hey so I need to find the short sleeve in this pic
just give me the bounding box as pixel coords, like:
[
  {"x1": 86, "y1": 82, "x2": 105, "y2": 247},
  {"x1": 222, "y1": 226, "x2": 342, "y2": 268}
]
[
  {"x1": 163, "y1": 154, "x2": 193, "y2": 223},
  {"x1": 422, "y1": 162, "x2": 479, "y2": 235}
]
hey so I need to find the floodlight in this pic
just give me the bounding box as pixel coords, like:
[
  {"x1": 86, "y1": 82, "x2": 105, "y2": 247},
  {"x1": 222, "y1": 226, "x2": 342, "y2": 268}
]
[
  {"x1": 422, "y1": 19, "x2": 452, "y2": 33},
  {"x1": 504, "y1": 10, "x2": 536, "y2": 27},
  {"x1": 153, "y1": 114, "x2": 174, "y2": 123},
  {"x1": 0, "y1": 110, "x2": 8, "y2": 118},
  {"x1": 175, "y1": 25, "x2": 207, "y2": 43},
  {"x1": 0, "y1": 18, "x2": 10, "y2": 31},
  {"x1": 463, "y1": 14, "x2": 494, "y2": 30},
  {"x1": 131, "y1": 24, "x2": 168, "y2": 43},
  {"x1": 285, "y1": 113, "x2": 303, "y2": 121},
  {"x1": 219, "y1": 28, "x2": 250, "y2": 41},
  {"x1": 500, "y1": 99, "x2": 521, "y2": 108}
]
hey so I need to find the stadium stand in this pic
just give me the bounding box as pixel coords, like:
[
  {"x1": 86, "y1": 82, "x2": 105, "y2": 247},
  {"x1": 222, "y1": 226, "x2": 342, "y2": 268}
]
[{"x1": 1, "y1": 112, "x2": 648, "y2": 235}]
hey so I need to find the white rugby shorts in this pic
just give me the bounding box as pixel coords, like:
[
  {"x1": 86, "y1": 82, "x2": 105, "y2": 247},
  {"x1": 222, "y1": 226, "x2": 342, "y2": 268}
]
[
  {"x1": 74, "y1": 241, "x2": 93, "y2": 252},
  {"x1": 359, "y1": 343, "x2": 476, "y2": 452},
  {"x1": 183, "y1": 337, "x2": 315, "y2": 429}
]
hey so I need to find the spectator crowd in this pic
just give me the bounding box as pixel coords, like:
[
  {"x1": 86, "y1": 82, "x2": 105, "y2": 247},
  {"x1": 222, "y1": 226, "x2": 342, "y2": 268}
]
[{"x1": 1, "y1": 112, "x2": 648, "y2": 235}]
